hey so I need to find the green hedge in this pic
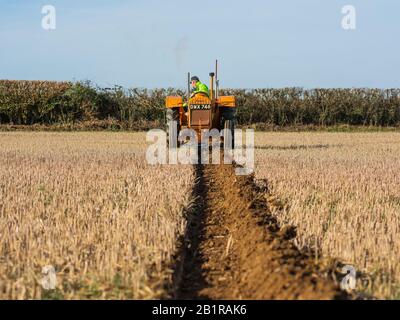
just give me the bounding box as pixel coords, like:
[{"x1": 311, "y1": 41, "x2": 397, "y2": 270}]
[
  {"x1": 1, "y1": 80, "x2": 400, "y2": 127},
  {"x1": 221, "y1": 88, "x2": 400, "y2": 126}
]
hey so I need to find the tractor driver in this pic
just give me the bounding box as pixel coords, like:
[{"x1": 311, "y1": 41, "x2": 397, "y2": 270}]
[
  {"x1": 190, "y1": 76, "x2": 209, "y2": 97},
  {"x1": 183, "y1": 76, "x2": 210, "y2": 112}
]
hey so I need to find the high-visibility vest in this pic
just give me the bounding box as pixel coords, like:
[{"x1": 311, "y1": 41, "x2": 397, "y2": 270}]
[{"x1": 194, "y1": 81, "x2": 209, "y2": 96}]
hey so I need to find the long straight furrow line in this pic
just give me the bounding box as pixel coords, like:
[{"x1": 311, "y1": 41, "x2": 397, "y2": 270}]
[{"x1": 170, "y1": 162, "x2": 347, "y2": 300}]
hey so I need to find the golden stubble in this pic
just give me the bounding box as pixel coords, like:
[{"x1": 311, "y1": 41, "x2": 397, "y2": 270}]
[
  {"x1": 0, "y1": 132, "x2": 194, "y2": 299},
  {"x1": 255, "y1": 132, "x2": 400, "y2": 298}
]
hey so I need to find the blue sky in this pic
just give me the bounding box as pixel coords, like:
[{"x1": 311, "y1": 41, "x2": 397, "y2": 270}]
[{"x1": 0, "y1": 0, "x2": 399, "y2": 88}]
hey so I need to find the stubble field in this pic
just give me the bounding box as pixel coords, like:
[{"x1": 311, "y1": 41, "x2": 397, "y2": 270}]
[
  {"x1": 255, "y1": 132, "x2": 400, "y2": 298},
  {"x1": 1, "y1": 131, "x2": 399, "y2": 299},
  {"x1": 0, "y1": 132, "x2": 194, "y2": 299}
]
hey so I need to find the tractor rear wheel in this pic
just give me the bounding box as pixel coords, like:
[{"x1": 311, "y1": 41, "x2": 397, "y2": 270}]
[
  {"x1": 222, "y1": 108, "x2": 235, "y2": 149},
  {"x1": 166, "y1": 109, "x2": 180, "y2": 148},
  {"x1": 223, "y1": 119, "x2": 235, "y2": 150}
]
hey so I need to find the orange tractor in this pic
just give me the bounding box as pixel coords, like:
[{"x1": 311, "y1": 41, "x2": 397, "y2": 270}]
[{"x1": 165, "y1": 61, "x2": 236, "y2": 148}]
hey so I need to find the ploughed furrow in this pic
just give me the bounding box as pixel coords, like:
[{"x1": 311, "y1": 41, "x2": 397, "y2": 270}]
[{"x1": 173, "y1": 162, "x2": 346, "y2": 300}]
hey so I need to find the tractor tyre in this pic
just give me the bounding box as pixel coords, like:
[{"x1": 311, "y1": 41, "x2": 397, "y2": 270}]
[
  {"x1": 166, "y1": 108, "x2": 180, "y2": 148},
  {"x1": 222, "y1": 109, "x2": 236, "y2": 149},
  {"x1": 223, "y1": 119, "x2": 235, "y2": 150}
]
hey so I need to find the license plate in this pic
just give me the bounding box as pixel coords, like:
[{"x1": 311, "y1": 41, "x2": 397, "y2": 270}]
[{"x1": 190, "y1": 104, "x2": 211, "y2": 110}]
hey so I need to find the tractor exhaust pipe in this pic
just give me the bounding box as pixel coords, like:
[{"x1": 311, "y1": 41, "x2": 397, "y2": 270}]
[
  {"x1": 187, "y1": 72, "x2": 191, "y2": 102},
  {"x1": 209, "y1": 72, "x2": 215, "y2": 100},
  {"x1": 215, "y1": 60, "x2": 219, "y2": 99}
]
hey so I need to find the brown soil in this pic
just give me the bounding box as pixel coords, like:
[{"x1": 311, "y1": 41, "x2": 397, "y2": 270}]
[{"x1": 171, "y1": 162, "x2": 347, "y2": 300}]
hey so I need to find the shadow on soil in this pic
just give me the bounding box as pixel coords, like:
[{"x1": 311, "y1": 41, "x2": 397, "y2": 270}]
[{"x1": 169, "y1": 164, "x2": 210, "y2": 299}]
